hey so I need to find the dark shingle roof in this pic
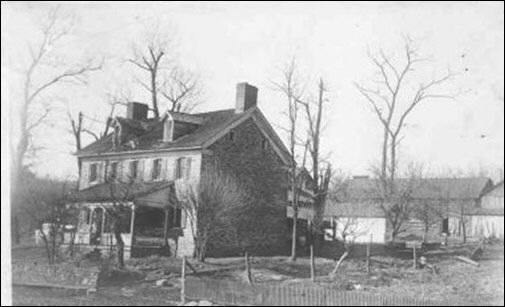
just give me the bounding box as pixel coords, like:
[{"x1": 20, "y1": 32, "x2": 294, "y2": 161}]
[
  {"x1": 77, "y1": 109, "x2": 251, "y2": 156},
  {"x1": 68, "y1": 181, "x2": 173, "y2": 202},
  {"x1": 340, "y1": 177, "x2": 492, "y2": 201}
]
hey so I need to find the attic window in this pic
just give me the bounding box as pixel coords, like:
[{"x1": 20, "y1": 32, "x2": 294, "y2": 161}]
[{"x1": 228, "y1": 131, "x2": 235, "y2": 142}]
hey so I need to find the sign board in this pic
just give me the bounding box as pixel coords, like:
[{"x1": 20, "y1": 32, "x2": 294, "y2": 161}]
[{"x1": 405, "y1": 240, "x2": 422, "y2": 249}]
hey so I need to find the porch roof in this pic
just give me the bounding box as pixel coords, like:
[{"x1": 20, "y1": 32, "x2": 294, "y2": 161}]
[{"x1": 68, "y1": 180, "x2": 174, "y2": 203}]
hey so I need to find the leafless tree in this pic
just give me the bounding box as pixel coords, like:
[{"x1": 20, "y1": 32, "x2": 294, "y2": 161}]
[
  {"x1": 128, "y1": 26, "x2": 202, "y2": 117},
  {"x1": 413, "y1": 199, "x2": 445, "y2": 243},
  {"x1": 175, "y1": 170, "x2": 251, "y2": 262},
  {"x1": 296, "y1": 78, "x2": 333, "y2": 243},
  {"x1": 9, "y1": 6, "x2": 101, "y2": 244},
  {"x1": 161, "y1": 68, "x2": 203, "y2": 113},
  {"x1": 329, "y1": 217, "x2": 370, "y2": 276},
  {"x1": 271, "y1": 57, "x2": 306, "y2": 261},
  {"x1": 21, "y1": 174, "x2": 77, "y2": 264},
  {"x1": 355, "y1": 37, "x2": 456, "y2": 192},
  {"x1": 355, "y1": 38, "x2": 456, "y2": 240}
]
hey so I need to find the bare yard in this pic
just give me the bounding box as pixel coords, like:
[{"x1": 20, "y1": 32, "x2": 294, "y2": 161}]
[{"x1": 11, "y1": 242, "x2": 505, "y2": 306}]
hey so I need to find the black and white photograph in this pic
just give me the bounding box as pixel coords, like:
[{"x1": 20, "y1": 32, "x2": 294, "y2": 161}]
[{"x1": 1, "y1": 1, "x2": 504, "y2": 306}]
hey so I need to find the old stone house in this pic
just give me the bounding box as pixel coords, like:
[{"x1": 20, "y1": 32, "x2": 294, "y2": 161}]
[{"x1": 65, "y1": 83, "x2": 293, "y2": 259}]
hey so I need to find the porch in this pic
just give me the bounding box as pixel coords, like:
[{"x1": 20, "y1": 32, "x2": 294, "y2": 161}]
[{"x1": 65, "y1": 181, "x2": 192, "y2": 259}]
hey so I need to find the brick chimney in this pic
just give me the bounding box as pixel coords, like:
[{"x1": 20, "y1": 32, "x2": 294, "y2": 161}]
[
  {"x1": 126, "y1": 102, "x2": 148, "y2": 120},
  {"x1": 235, "y1": 82, "x2": 258, "y2": 113}
]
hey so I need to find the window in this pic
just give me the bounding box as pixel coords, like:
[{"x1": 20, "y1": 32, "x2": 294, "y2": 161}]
[
  {"x1": 89, "y1": 163, "x2": 98, "y2": 182},
  {"x1": 228, "y1": 131, "x2": 235, "y2": 142},
  {"x1": 185, "y1": 158, "x2": 192, "y2": 179},
  {"x1": 108, "y1": 162, "x2": 118, "y2": 180},
  {"x1": 129, "y1": 160, "x2": 139, "y2": 180},
  {"x1": 442, "y1": 218, "x2": 449, "y2": 234},
  {"x1": 174, "y1": 208, "x2": 182, "y2": 228},
  {"x1": 152, "y1": 159, "x2": 162, "y2": 180},
  {"x1": 175, "y1": 157, "x2": 192, "y2": 180},
  {"x1": 175, "y1": 158, "x2": 183, "y2": 179}
]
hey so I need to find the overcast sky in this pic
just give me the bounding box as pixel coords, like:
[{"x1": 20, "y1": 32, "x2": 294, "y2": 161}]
[{"x1": 2, "y1": 1, "x2": 504, "y2": 181}]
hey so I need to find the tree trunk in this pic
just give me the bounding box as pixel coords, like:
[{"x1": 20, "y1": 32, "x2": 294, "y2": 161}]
[
  {"x1": 290, "y1": 209, "x2": 298, "y2": 262},
  {"x1": 114, "y1": 223, "x2": 125, "y2": 268},
  {"x1": 13, "y1": 215, "x2": 21, "y2": 245},
  {"x1": 151, "y1": 70, "x2": 159, "y2": 118}
]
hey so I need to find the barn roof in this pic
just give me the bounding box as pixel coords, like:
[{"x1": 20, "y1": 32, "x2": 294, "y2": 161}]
[
  {"x1": 340, "y1": 177, "x2": 493, "y2": 201},
  {"x1": 483, "y1": 181, "x2": 504, "y2": 198}
]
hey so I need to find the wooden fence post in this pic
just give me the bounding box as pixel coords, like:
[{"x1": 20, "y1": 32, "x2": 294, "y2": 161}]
[
  {"x1": 245, "y1": 252, "x2": 253, "y2": 285},
  {"x1": 310, "y1": 244, "x2": 315, "y2": 282},
  {"x1": 412, "y1": 245, "x2": 416, "y2": 269},
  {"x1": 366, "y1": 234, "x2": 371, "y2": 274},
  {"x1": 181, "y1": 256, "x2": 186, "y2": 304}
]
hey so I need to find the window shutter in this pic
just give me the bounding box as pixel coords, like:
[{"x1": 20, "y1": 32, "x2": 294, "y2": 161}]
[
  {"x1": 185, "y1": 158, "x2": 192, "y2": 179},
  {"x1": 143, "y1": 159, "x2": 151, "y2": 181},
  {"x1": 81, "y1": 163, "x2": 89, "y2": 188},
  {"x1": 180, "y1": 209, "x2": 187, "y2": 228},
  {"x1": 98, "y1": 162, "x2": 104, "y2": 183}
]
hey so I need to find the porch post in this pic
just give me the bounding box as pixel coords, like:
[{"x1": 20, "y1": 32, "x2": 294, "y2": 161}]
[
  {"x1": 130, "y1": 204, "x2": 136, "y2": 241},
  {"x1": 163, "y1": 208, "x2": 170, "y2": 245}
]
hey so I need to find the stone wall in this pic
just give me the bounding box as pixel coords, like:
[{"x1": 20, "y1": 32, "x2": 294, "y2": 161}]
[{"x1": 202, "y1": 118, "x2": 289, "y2": 257}]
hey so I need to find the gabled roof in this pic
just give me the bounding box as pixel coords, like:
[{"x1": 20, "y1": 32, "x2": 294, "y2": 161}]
[
  {"x1": 483, "y1": 181, "x2": 504, "y2": 198},
  {"x1": 339, "y1": 177, "x2": 493, "y2": 201},
  {"x1": 76, "y1": 107, "x2": 292, "y2": 165},
  {"x1": 68, "y1": 181, "x2": 173, "y2": 203}
]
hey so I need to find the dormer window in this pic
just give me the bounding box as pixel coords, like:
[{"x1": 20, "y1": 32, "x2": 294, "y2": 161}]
[
  {"x1": 89, "y1": 163, "x2": 98, "y2": 182},
  {"x1": 163, "y1": 115, "x2": 174, "y2": 142},
  {"x1": 152, "y1": 159, "x2": 162, "y2": 180},
  {"x1": 228, "y1": 131, "x2": 235, "y2": 142}
]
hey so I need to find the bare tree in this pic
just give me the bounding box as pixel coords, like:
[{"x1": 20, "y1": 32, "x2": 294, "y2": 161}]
[
  {"x1": 128, "y1": 31, "x2": 167, "y2": 118},
  {"x1": 296, "y1": 78, "x2": 333, "y2": 246},
  {"x1": 176, "y1": 170, "x2": 251, "y2": 262},
  {"x1": 12, "y1": 7, "x2": 102, "y2": 187},
  {"x1": 413, "y1": 199, "x2": 444, "y2": 243},
  {"x1": 21, "y1": 174, "x2": 77, "y2": 264},
  {"x1": 355, "y1": 38, "x2": 456, "y2": 240},
  {"x1": 128, "y1": 26, "x2": 202, "y2": 117},
  {"x1": 355, "y1": 37, "x2": 455, "y2": 191},
  {"x1": 271, "y1": 57, "x2": 306, "y2": 261},
  {"x1": 10, "y1": 6, "x2": 101, "y2": 244},
  {"x1": 161, "y1": 68, "x2": 203, "y2": 112}
]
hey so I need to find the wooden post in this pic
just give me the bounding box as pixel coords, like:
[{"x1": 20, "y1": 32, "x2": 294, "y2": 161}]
[
  {"x1": 366, "y1": 234, "x2": 372, "y2": 274},
  {"x1": 310, "y1": 244, "x2": 315, "y2": 282},
  {"x1": 163, "y1": 208, "x2": 169, "y2": 245},
  {"x1": 413, "y1": 245, "x2": 416, "y2": 269},
  {"x1": 245, "y1": 252, "x2": 252, "y2": 285},
  {"x1": 181, "y1": 256, "x2": 186, "y2": 304}
]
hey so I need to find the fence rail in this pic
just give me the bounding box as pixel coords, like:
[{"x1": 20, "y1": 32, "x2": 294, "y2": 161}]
[{"x1": 185, "y1": 277, "x2": 446, "y2": 306}]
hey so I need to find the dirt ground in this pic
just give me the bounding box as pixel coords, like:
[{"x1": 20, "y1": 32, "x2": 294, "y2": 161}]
[{"x1": 10, "y1": 242, "x2": 505, "y2": 306}]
